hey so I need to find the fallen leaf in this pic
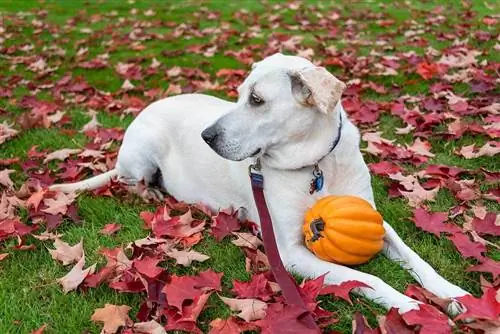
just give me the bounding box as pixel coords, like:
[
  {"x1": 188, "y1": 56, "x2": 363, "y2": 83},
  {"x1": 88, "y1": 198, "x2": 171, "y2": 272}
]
[
  {"x1": 0, "y1": 169, "x2": 15, "y2": 188},
  {"x1": 231, "y1": 232, "x2": 263, "y2": 250},
  {"x1": 466, "y1": 259, "x2": 500, "y2": 278},
  {"x1": 162, "y1": 269, "x2": 223, "y2": 310},
  {"x1": 26, "y1": 189, "x2": 47, "y2": 211},
  {"x1": 30, "y1": 324, "x2": 47, "y2": 334},
  {"x1": 219, "y1": 295, "x2": 267, "y2": 322},
  {"x1": 43, "y1": 148, "x2": 81, "y2": 163},
  {"x1": 411, "y1": 208, "x2": 460, "y2": 237},
  {"x1": 165, "y1": 248, "x2": 210, "y2": 267},
  {"x1": 91, "y1": 304, "x2": 132, "y2": 334},
  {"x1": 401, "y1": 304, "x2": 451, "y2": 334},
  {"x1": 211, "y1": 210, "x2": 240, "y2": 241},
  {"x1": 447, "y1": 232, "x2": 486, "y2": 261},
  {"x1": 132, "y1": 256, "x2": 164, "y2": 278},
  {"x1": 48, "y1": 238, "x2": 83, "y2": 265},
  {"x1": 353, "y1": 312, "x2": 379, "y2": 334},
  {"x1": 319, "y1": 280, "x2": 372, "y2": 304},
  {"x1": 209, "y1": 317, "x2": 250, "y2": 334},
  {"x1": 454, "y1": 288, "x2": 500, "y2": 321},
  {"x1": 459, "y1": 142, "x2": 500, "y2": 159},
  {"x1": 133, "y1": 320, "x2": 166, "y2": 334},
  {"x1": 41, "y1": 191, "x2": 76, "y2": 215},
  {"x1": 378, "y1": 308, "x2": 413, "y2": 334},
  {"x1": 472, "y1": 213, "x2": 500, "y2": 236},
  {"x1": 58, "y1": 254, "x2": 95, "y2": 293},
  {"x1": 0, "y1": 121, "x2": 18, "y2": 145},
  {"x1": 100, "y1": 223, "x2": 122, "y2": 235},
  {"x1": 407, "y1": 138, "x2": 435, "y2": 157},
  {"x1": 255, "y1": 303, "x2": 317, "y2": 334},
  {"x1": 231, "y1": 273, "x2": 274, "y2": 301}
]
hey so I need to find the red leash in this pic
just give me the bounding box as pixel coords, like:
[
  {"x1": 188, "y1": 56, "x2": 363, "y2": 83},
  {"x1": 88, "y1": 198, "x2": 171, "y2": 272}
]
[{"x1": 249, "y1": 162, "x2": 320, "y2": 332}]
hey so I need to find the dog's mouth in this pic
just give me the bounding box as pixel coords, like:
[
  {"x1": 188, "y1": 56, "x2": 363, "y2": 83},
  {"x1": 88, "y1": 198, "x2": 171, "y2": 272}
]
[{"x1": 251, "y1": 148, "x2": 262, "y2": 157}]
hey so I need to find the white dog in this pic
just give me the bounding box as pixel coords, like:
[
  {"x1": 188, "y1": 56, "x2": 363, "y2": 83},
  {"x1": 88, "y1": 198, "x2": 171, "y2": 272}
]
[{"x1": 51, "y1": 53, "x2": 468, "y2": 315}]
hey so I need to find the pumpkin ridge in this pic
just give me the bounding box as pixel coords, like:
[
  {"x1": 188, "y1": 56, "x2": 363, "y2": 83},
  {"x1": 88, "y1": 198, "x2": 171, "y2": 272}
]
[
  {"x1": 320, "y1": 239, "x2": 368, "y2": 265},
  {"x1": 323, "y1": 209, "x2": 382, "y2": 223},
  {"x1": 324, "y1": 229, "x2": 384, "y2": 256},
  {"x1": 325, "y1": 220, "x2": 385, "y2": 240}
]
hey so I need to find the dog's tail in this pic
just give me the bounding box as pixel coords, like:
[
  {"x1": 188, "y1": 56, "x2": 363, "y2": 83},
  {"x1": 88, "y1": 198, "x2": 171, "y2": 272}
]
[{"x1": 49, "y1": 169, "x2": 118, "y2": 193}]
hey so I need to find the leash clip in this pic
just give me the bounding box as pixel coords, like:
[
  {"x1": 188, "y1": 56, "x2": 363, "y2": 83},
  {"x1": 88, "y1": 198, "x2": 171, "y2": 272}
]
[
  {"x1": 248, "y1": 158, "x2": 262, "y2": 175},
  {"x1": 249, "y1": 158, "x2": 263, "y2": 189}
]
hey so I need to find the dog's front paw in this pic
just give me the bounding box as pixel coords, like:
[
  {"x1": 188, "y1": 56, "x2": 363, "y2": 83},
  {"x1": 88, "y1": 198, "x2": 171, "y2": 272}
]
[{"x1": 396, "y1": 299, "x2": 422, "y2": 314}]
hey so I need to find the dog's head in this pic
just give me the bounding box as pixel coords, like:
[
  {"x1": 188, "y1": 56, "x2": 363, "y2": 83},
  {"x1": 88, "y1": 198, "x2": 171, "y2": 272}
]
[{"x1": 201, "y1": 53, "x2": 346, "y2": 169}]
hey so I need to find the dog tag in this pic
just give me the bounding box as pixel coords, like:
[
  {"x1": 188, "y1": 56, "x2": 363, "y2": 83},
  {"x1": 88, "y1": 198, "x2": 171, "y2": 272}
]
[{"x1": 309, "y1": 166, "x2": 324, "y2": 194}]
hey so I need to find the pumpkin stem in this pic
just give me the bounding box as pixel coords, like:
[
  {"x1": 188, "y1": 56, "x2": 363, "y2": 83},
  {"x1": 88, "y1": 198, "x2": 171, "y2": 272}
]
[{"x1": 309, "y1": 218, "x2": 325, "y2": 242}]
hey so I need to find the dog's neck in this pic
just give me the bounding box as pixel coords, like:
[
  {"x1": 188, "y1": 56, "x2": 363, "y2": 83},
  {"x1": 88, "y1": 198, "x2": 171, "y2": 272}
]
[{"x1": 260, "y1": 103, "x2": 344, "y2": 171}]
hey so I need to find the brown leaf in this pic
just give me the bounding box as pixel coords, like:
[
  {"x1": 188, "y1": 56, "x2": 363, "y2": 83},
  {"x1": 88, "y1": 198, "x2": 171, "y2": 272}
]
[
  {"x1": 459, "y1": 142, "x2": 500, "y2": 159},
  {"x1": 43, "y1": 148, "x2": 81, "y2": 163},
  {"x1": 0, "y1": 169, "x2": 15, "y2": 188},
  {"x1": 41, "y1": 191, "x2": 76, "y2": 215},
  {"x1": 58, "y1": 254, "x2": 95, "y2": 293},
  {"x1": 133, "y1": 320, "x2": 166, "y2": 334},
  {"x1": 406, "y1": 138, "x2": 435, "y2": 157},
  {"x1": 0, "y1": 121, "x2": 18, "y2": 145},
  {"x1": 33, "y1": 231, "x2": 64, "y2": 241},
  {"x1": 30, "y1": 324, "x2": 47, "y2": 334},
  {"x1": 100, "y1": 223, "x2": 122, "y2": 235},
  {"x1": 91, "y1": 304, "x2": 132, "y2": 334},
  {"x1": 219, "y1": 296, "x2": 267, "y2": 322},
  {"x1": 165, "y1": 248, "x2": 210, "y2": 267},
  {"x1": 48, "y1": 238, "x2": 83, "y2": 265},
  {"x1": 231, "y1": 232, "x2": 263, "y2": 250}
]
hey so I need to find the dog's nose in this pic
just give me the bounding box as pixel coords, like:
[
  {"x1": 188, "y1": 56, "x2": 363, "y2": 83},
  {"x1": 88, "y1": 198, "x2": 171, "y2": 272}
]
[{"x1": 201, "y1": 127, "x2": 218, "y2": 145}]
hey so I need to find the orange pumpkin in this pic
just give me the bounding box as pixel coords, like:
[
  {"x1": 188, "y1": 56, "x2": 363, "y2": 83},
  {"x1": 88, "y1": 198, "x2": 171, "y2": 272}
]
[{"x1": 303, "y1": 195, "x2": 385, "y2": 265}]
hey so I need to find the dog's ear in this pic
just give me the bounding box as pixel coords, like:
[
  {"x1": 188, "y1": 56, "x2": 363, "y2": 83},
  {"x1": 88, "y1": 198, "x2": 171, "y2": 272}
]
[{"x1": 289, "y1": 67, "x2": 346, "y2": 114}]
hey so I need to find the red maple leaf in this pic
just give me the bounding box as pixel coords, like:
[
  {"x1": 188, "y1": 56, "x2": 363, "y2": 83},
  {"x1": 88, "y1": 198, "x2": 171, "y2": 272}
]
[
  {"x1": 466, "y1": 258, "x2": 500, "y2": 278},
  {"x1": 401, "y1": 304, "x2": 451, "y2": 334},
  {"x1": 319, "y1": 280, "x2": 371, "y2": 304},
  {"x1": 299, "y1": 273, "x2": 327, "y2": 305},
  {"x1": 152, "y1": 210, "x2": 204, "y2": 239},
  {"x1": 380, "y1": 308, "x2": 414, "y2": 334},
  {"x1": 231, "y1": 273, "x2": 274, "y2": 301},
  {"x1": 162, "y1": 308, "x2": 201, "y2": 334},
  {"x1": 368, "y1": 161, "x2": 402, "y2": 176},
  {"x1": 472, "y1": 213, "x2": 500, "y2": 236},
  {"x1": 352, "y1": 312, "x2": 379, "y2": 334},
  {"x1": 416, "y1": 62, "x2": 445, "y2": 80},
  {"x1": 255, "y1": 303, "x2": 318, "y2": 334},
  {"x1": 162, "y1": 270, "x2": 222, "y2": 310},
  {"x1": 454, "y1": 288, "x2": 500, "y2": 321},
  {"x1": 404, "y1": 284, "x2": 450, "y2": 310},
  {"x1": 176, "y1": 292, "x2": 213, "y2": 323},
  {"x1": 447, "y1": 232, "x2": 486, "y2": 261},
  {"x1": 132, "y1": 256, "x2": 164, "y2": 278},
  {"x1": 209, "y1": 317, "x2": 256, "y2": 334},
  {"x1": 211, "y1": 210, "x2": 240, "y2": 241},
  {"x1": 100, "y1": 223, "x2": 121, "y2": 235},
  {"x1": 411, "y1": 208, "x2": 460, "y2": 237}
]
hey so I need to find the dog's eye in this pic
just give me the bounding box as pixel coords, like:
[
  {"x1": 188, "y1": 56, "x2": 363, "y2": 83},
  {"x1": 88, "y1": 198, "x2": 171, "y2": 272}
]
[{"x1": 249, "y1": 93, "x2": 264, "y2": 106}]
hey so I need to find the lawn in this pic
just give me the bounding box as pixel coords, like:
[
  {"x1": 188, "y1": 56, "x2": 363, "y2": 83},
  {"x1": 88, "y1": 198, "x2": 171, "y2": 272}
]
[{"x1": 0, "y1": 0, "x2": 498, "y2": 333}]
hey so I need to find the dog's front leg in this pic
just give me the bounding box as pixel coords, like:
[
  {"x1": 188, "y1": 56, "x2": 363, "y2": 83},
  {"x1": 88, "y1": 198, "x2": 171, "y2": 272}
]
[
  {"x1": 283, "y1": 244, "x2": 422, "y2": 313},
  {"x1": 382, "y1": 221, "x2": 469, "y2": 315}
]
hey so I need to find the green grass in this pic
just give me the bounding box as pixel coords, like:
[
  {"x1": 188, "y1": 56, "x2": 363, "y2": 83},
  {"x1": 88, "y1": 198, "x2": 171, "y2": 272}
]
[{"x1": 0, "y1": 0, "x2": 498, "y2": 333}]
